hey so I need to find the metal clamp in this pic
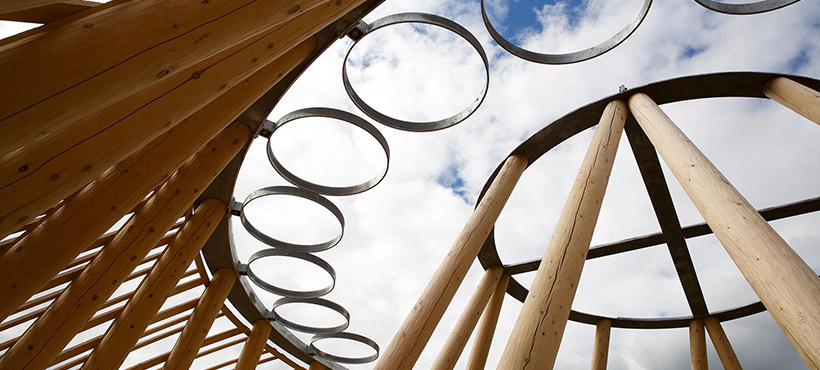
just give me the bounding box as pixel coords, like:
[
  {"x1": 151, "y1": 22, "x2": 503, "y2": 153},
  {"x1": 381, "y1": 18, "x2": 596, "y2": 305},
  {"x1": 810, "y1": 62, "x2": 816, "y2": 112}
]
[
  {"x1": 480, "y1": 0, "x2": 652, "y2": 64},
  {"x1": 238, "y1": 186, "x2": 344, "y2": 253},
  {"x1": 342, "y1": 12, "x2": 490, "y2": 132},
  {"x1": 693, "y1": 0, "x2": 801, "y2": 14},
  {"x1": 244, "y1": 249, "x2": 337, "y2": 298},
  {"x1": 268, "y1": 108, "x2": 390, "y2": 196},
  {"x1": 310, "y1": 332, "x2": 380, "y2": 364},
  {"x1": 271, "y1": 297, "x2": 351, "y2": 334}
]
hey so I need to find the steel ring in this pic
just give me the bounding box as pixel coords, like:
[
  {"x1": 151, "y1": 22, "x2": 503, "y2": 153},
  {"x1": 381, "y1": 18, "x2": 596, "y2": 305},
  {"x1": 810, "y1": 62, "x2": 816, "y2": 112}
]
[
  {"x1": 244, "y1": 249, "x2": 336, "y2": 298},
  {"x1": 693, "y1": 0, "x2": 801, "y2": 14},
  {"x1": 342, "y1": 12, "x2": 490, "y2": 132},
  {"x1": 270, "y1": 297, "x2": 351, "y2": 335},
  {"x1": 267, "y1": 108, "x2": 390, "y2": 196},
  {"x1": 480, "y1": 0, "x2": 652, "y2": 64},
  {"x1": 239, "y1": 186, "x2": 344, "y2": 253},
  {"x1": 310, "y1": 332, "x2": 380, "y2": 364}
]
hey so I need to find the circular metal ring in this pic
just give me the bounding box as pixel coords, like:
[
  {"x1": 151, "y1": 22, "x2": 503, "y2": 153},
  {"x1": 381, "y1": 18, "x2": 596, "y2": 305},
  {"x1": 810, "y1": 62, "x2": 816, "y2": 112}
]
[
  {"x1": 342, "y1": 12, "x2": 490, "y2": 132},
  {"x1": 693, "y1": 0, "x2": 801, "y2": 14},
  {"x1": 270, "y1": 297, "x2": 351, "y2": 335},
  {"x1": 310, "y1": 332, "x2": 380, "y2": 364},
  {"x1": 268, "y1": 108, "x2": 390, "y2": 196},
  {"x1": 475, "y1": 72, "x2": 820, "y2": 328},
  {"x1": 480, "y1": 0, "x2": 652, "y2": 64},
  {"x1": 245, "y1": 249, "x2": 336, "y2": 298},
  {"x1": 239, "y1": 186, "x2": 344, "y2": 253}
]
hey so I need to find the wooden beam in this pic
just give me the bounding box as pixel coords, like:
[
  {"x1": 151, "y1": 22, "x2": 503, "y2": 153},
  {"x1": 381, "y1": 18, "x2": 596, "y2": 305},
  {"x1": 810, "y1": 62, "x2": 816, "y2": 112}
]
[
  {"x1": 309, "y1": 362, "x2": 327, "y2": 370},
  {"x1": 690, "y1": 319, "x2": 708, "y2": 370},
  {"x1": 164, "y1": 269, "x2": 237, "y2": 370},
  {"x1": 431, "y1": 267, "x2": 504, "y2": 370},
  {"x1": 591, "y1": 319, "x2": 611, "y2": 370},
  {"x1": 704, "y1": 317, "x2": 742, "y2": 370},
  {"x1": 125, "y1": 328, "x2": 242, "y2": 370},
  {"x1": 235, "y1": 321, "x2": 273, "y2": 370},
  {"x1": 0, "y1": 0, "x2": 98, "y2": 23},
  {"x1": 498, "y1": 100, "x2": 627, "y2": 370},
  {"x1": 82, "y1": 200, "x2": 227, "y2": 370},
  {"x1": 0, "y1": 126, "x2": 248, "y2": 370},
  {"x1": 374, "y1": 155, "x2": 527, "y2": 370},
  {"x1": 764, "y1": 77, "x2": 820, "y2": 126},
  {"x1": 629, "y1": 92, "x2": 820, "y2": 369},
  {"x1": 465, "y1": 275, "x2": 509, "y2": 370}
]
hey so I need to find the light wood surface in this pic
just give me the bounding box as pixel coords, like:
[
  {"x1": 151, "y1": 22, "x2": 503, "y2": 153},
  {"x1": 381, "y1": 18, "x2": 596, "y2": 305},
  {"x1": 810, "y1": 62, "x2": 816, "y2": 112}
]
[
  {"x1": 690, "y1": 319, "x2": 708, "y2": 370},
  {"x1": 498, "y1": 100, "x2": 627, "y2": 370},
  {"x1": 0, "y1": 0, "x2": 98, "y2": 23},
  {"x1": 466, "y1": 274, "x2": 509, "y2": 370},
  {"x1": 81, "y1": 200, "x2": 227, "y2": 370},
  {"x1": 375, "y1": 155, "x2": 527, "y2": 370},
  {"x1": 234, "y1": 321, "x2": 274, "y2": 370},
  {"x1": 164, "y1": 268, "x2": 237, "y2": 370},
  {"x1": 591, "y1": 319, "x2": 611, "y2": 370},
  {"x1": 629, "y1": 92, "x2": 820, "y2": 369},
  {"x1": 0, "y1": 125, "x2": 248, "y2": 370},
  {"x1": 763, "y1": 77, "x2": 820, "y2": 126},
  {"x1": 431, "y1": 266, "x2": 504, "y2": 370},
  {"x1": 704, "y1": 317, "x2": 742, "y2": 370}
]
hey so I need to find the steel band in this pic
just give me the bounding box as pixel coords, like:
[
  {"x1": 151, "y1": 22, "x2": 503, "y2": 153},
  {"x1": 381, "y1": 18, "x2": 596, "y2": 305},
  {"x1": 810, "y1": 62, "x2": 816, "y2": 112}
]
[
  {"x1": 270, "y1": 297, "x2": 351, "y2": 335},
  {"x1": 693, "y1": 0, "x2": 801, "y2": 14},
  {"x1": 342, "y1": 12, "x2": 490, "y2": 132},
  {"x1": 480, "y1": 0, "x2": 652, "y2": 64},
  {"x1": 267, "y1": 108, "x2": 390, "y2": 196},
  {"x1": 244, "y1": 248, "x2": 337, "y2": 298},
  {"x1": 310, "y1": 332, "x2": 380, "y2": 364}
]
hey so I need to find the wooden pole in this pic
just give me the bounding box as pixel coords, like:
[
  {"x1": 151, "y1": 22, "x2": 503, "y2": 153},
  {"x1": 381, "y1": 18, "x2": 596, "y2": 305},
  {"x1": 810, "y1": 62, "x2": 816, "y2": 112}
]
[
  {"x1": 629, "y1": 93, "x2": 820, "y2": 368},
  {"x1": 704, "y1": 317, "x2": 742, "y2": 370},
  {"x1": 591, "y1": 319, "x2": 611, "y2": 370},
  {"x1": 0, "y1": 38, "x2": 312, "y2": 320},
  {"x1": 498, "y1": 100, "x2": 628, "y2": 370},
  {"x1": 234, "y1": 321, "x2": 274, "y2": 370},
  {"x1": 690, "y1": 319, "x2": 708, "y2": 370},
  {"x1": 431, "y1": 266, "x2": 504, "y2": 370},
  {"x1": 0, "y1": 0, "x2": 97, "y2": 23},
  {"x1": 0, "y1": 125, "x2": 249, "y2": 370},
  {"x1": 763, "y1": 77, "x2": 820, "y2": 126},
  {"x1": 164, "y1": 268, "x2": 237, "y2": 370},
  {"x1": 374, "y1": 155, "x2": 527, "y2": 370},
  {"x1": 81, "y1": 200, "x2": 228, "y2": 370},
  {"x1": 308, "y1": 362, "x2": 327, "y2": 370},
  {"x1": 0, "y1": 0, "x2": 363, "y2": 239},
  {"x1": 465, "y1": 274, "x2": 510, "y2": 370}
]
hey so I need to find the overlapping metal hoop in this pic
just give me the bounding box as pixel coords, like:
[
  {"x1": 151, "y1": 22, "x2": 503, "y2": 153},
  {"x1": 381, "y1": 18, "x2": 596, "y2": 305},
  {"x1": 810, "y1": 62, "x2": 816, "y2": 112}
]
[
  {"x1": 244, "y1": 249, "x2": 337, "y2": 298},
  {"x1": 693, "y1": 0, "x2": 802, "y2": 14},
  {"x1": 342, "y1": 12, "x2": 490, "y2": 132},
  {"x1": 480, "y1": 0, "x2": 652, "y2": 64},
  {"x1": 475, "y1": 72, "x2": 820, "y2": 329},
  {"x1": 271, "y1": 297, "x2": 351, "y2": 334},
  {"x1": 310, "y1": 332, "x2": 381, "y2": 364},
  {"x1": 266, "y1": 108, "x2": 390, "y2": 196}
]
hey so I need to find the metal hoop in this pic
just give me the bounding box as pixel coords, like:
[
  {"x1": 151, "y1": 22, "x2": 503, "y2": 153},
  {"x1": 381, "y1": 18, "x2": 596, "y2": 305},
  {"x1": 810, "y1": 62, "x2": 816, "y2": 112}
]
[
  {"x1": 480, "y1": 0, "x2": 652, "y2": 64},
  {"x1": 270, "y1": 297, "x2": 351, "y2": 335},
  {"x1": 244, "y1": 249, "x2": 336, "y2": 298},
  {"x1": 239, "y1": 186, "x2": 344, "y2": 253},
  {"x1": 267, "y1": 108, "x2": 390, "y2": 196},
  {"x1": 693, "y1": 0, "x2": 801, "y2": 14},
  {"x1": 310, "y1": 332, "x2": 380, "y2": 364},
  {"x1": 342, "y1": 12, "x2": 490, "y2": 132}
]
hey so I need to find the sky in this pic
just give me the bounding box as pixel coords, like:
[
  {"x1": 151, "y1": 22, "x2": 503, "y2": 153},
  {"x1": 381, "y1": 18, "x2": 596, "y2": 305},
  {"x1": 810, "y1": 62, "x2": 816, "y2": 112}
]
[{"x1": 2, "y1": 0, "x2": 820, "y2": 369}]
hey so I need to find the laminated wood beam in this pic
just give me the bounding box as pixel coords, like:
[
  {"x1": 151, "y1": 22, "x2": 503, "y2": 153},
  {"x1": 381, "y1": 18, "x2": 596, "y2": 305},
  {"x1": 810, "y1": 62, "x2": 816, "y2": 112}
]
[
  {"x1": 0, "y1": 126, "x2": 249, "y2": 370},
  {"x1": 125, "y1": 328, "x2": 242, "y2": 370},
  {"x1": 0, "y1": 0, "x2": 98, "y2": 23},
  {"x1": 498, "y1": 100, "x2": 627, "y2": 370}
]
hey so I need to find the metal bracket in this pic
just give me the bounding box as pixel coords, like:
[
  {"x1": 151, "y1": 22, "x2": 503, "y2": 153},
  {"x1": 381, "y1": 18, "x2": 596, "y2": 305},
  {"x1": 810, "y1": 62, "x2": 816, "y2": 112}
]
[
  {"x1": 229, "y1": 198, "x2": 243, "y2": 216},
  {"x1": 345, "y1": 20, "x2": 370, "y2": 41}
]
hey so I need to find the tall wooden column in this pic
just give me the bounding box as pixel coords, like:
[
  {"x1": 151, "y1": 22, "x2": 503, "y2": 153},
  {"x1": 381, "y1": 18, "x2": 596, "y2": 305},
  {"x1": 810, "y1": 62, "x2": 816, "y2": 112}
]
[
  {"x1": 704, "y1": 318, "x2": 742, "y2": 370},
  {"x1": 431, "y1": 267, "x2": 504, "y2": 370},
  {"x1": 374, "y1": 155, "x2": 528, "y2": 370},
  {"x1": 763, "y1": 77, "x2": 820, "y2": 126},
  {"x1": 81, "y1": 200, "x2": 228, "y2": 370},
  {"x1": 690, "y1": 319, "x2": 708, "y2": 370},
  {"x1": 629, "y1": 93, "x2": 820, "y2": 368},
  {"x1": 498, "y1": 100, "x2": 628, "y2": 370},
  {"x1": 234, "y1": 321, "x2": 273, "y2": 370},
  {"x1": 0, "y1": 39, "x2": 312, "y2": 322},
  {"x1": 591, "y1": 319, "x2": 611, "y2": 370},
  {"x1": 465, "y1": 274, "x2": 510, "y2": 370},
  {"x1": 164, "y1": 268, "x2": 236, "y2": 370},
  {"x1": 0, "y1": 125, "x2": 249, "y2": 370}
]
